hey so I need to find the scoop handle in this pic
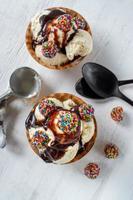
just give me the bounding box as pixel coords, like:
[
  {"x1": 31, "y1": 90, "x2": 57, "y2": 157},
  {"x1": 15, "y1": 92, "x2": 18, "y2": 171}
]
[
  {"x1": 0, "y1": 89, "x2": 13, "y2": 104},
  {"x1": 0, "y1": 100, "x2": 7, "y2": 148},
  {"x1": 116, "y1": 90, "x2": 133, "y2": 106},
  {"x1": 118, "y1": 79, "x2": 133, "y2": 86},
  {"x1": 0, "y1": 126, "x2": 6, "y2": 148}
]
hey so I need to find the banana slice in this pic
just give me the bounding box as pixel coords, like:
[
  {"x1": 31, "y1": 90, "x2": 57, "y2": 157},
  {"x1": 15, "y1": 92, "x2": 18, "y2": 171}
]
[
  {"x1": 63, "y1": 99, "x2": 76, "y2": 110},
  {"x1": 48, "y1": 98, "x2": 63, "y2": 107},
  {"x1": 54, "y1": 142, "x2": 79, "y2": 164},
  {"x1": 81, "y1": 118, "x2": 95, "y2": 145}
]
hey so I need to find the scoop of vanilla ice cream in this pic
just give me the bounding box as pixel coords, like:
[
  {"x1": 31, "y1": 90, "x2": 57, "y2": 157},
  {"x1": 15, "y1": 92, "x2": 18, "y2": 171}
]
[
  {"x1": 28, "y1": 127, "x2": 55, "y2": 146},
  {"x1": 65, "y1": 29, "x2": 93, "y2": 60},
  {"x1": 35, "y1": 45, "x2": 68, "y2": 66}
]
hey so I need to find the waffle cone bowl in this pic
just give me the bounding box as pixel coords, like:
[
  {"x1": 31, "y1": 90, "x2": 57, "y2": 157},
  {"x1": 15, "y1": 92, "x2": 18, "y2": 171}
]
[
  {"x1": 25, "y1": 7, "x2": 92, "y2": 70},
  {"x1": 26, "y1": 93, "x2": 97, "y2": 164}
]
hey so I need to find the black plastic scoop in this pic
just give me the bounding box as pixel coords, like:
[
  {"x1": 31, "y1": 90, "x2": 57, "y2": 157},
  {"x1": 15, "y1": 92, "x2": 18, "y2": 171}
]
[
  {"x1": 82, "y1": 63, "x2": 133, "y2": 106},
  {"x1": 75, "y1": 77, "x2": 133, "y2": 99}
]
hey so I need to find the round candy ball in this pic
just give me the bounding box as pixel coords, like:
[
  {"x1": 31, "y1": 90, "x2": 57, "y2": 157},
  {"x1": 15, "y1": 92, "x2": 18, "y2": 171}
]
[
  {"x1": 56, "y1": 14, "x2": 72, "y2": 32},
  {"x1": 38, "y1": 99, "x2": 56, "y2": 118},
  {"x1": 104, "y1": 143, "x2": 119, "y2": 159},
  {"x1": 78, "y1": 104, "x2": 94, "y2": 122},
  {"x1": 71, "y1": 17, "x2": 86, "y2": 30},
  {"x1": 111, "y1": 106, "x2": 124, "y2": 122},
  {"x1": 42, "y1": 41, "x2": 58, "y2": 58},
  {"x1": 84, "y1": 163, "x2": 100, "y2": 179}
]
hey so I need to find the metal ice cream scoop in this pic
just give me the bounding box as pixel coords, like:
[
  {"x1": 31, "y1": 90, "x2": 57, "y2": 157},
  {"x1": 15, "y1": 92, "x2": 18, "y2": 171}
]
[
  {"x1": 0, "y1": 67, "x2": 41, "y2": 102},
  {"x1": 0, "y1": 100, "x2": 7, "y2": 148},
  {"x1": 0, "y1": 67, "x2": 41, "y2": 148}
]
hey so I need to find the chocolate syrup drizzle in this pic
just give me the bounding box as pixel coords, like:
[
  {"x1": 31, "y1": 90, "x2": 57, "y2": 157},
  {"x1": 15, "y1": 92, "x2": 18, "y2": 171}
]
[
  {"x1": 25, "y1": 103, "x2": 85, "y2": 163},
  {"x1": 32, "y1": 9, "x2": 78, "y2": 55},
  {"x1": 39, "y1": 9, "x2": 66, "y2": 34},
  {"x1": 32, "y1": 9, "x2": 66, "y2": 48}
]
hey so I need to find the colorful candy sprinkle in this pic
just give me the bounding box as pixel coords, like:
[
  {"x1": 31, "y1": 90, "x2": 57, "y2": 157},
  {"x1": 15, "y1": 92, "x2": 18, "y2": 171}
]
[
  {"x1": 104, "y1": 143, "x2": 119, "y2": 159},
  {"x1": 56, "y1": 14, "x2": 72, "y2": 32},
  {"x1": 39, "y1": 99, "x2": 56, "y2": 117},
  {"x1": 71, "y1": 17, "x2": 86, "y2": 30},
  {"x1": 78, "y1": 104, "x2": 94, "y2": 122},
  {"x1": 84, "y1": 163, "x2": 100, "y2": 179},
  {"x1": 42, "y1": 41, "x2": 58, "y2": 58},
  {"x1": 57, "y1": 110, "x2": 80, "y2": 134},
  {"x1": 111, "y1": 106, "x2": 124, "y2": 122},
  {"x1": 31, "y1": 130, "x2": 50, "y2": 148}
]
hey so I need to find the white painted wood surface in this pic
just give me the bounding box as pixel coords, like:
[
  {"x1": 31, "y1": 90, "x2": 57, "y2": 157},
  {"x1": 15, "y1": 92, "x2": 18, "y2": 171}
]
[{"x1": 0, "y1": 0, "x2": 133, "y2": 199}]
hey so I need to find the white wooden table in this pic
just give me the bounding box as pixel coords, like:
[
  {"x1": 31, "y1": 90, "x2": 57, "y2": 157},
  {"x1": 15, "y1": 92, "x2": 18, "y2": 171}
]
[{"x1": 0, "y1": 0, "x2": 133, "y2": 199}]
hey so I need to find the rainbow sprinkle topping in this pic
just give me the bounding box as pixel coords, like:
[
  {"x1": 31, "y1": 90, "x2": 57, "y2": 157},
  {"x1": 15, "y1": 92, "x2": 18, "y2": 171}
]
[
  {"x1": 56, "y1": 14, "x2": 72, "y2": 32},
  {"x1": 57, "y1": 111, "x2": 80, "y2": 134},
  {"x1": 42, "y1": 41, "x2": 58, "y2": 58},
  {"x1": 71, "y1": 17, "x2": 86, "y2": 30},
  {"x1": 78, "y1": 104, "x2": 94, "y2": 122},
  {"x1": 39, "y1": 99, "x2": 56, "y2": 117},
  {"x1": 32, "y1": 130, "x2": 50, "y2": 148}
]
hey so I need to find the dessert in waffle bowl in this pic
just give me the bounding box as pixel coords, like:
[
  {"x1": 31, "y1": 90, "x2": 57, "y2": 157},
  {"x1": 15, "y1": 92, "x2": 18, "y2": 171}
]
[
  {"x1": 25, "y1": 93, "x2": 97, "y2": 164},
  {"x1": 26, "y1": 7, "x2": 93, "y2": 70}
]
